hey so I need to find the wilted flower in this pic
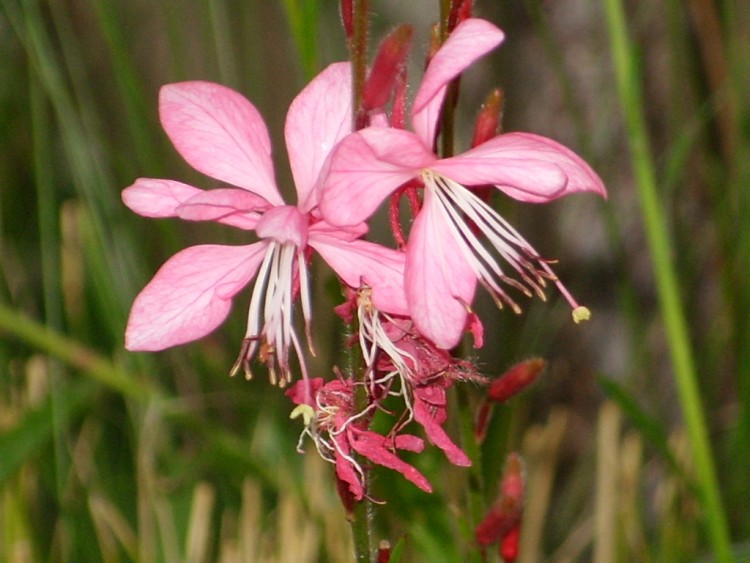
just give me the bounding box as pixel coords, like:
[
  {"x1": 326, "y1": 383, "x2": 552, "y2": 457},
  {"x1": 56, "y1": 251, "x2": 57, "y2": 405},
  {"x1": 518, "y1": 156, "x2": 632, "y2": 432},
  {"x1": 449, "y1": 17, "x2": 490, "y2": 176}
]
[{"x1": 287, "y1": 376, "x2": 431, "y2": 500}]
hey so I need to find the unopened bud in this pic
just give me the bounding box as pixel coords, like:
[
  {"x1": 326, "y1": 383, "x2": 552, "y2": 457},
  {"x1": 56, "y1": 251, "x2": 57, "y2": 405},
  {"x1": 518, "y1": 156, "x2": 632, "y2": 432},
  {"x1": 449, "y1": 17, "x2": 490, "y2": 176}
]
[
  {"x1": 487, "y1": 358, "x2": 546, "y2": 403},
  {"x1": 378, "y1": 540, "x2": 391, "y2": 563},
  {"x1": 472, "y1": 88, "x2": 504, "y2": 147},
  {"x1": 340, "y1": 0, "x2": 353, "y2": 40},
  {"x1": 475, "y1": 453, "x2": 525, "y2": 548},
  {"x1": 499, "y1": 523, "x2": 520, "y2": 563},
  {"x1": 363, "y1": 25, "x2": 413, "y2": 110},
  {"x1": 448, "y1": 0, "x2": 474, "y2": 31}
]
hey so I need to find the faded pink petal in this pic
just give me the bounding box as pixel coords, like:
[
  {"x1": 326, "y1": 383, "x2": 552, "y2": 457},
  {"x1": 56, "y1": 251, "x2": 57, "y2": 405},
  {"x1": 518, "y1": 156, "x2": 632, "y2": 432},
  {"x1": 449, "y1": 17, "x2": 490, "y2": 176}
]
[
  {"x1": 176, "y1": 188, "x2": 272, "y2": 230},
  {"x1": 332, "y1": 435, "x2": 364, "y2": 499},
  {"x1": 285, "y1": 62, "x2": 352, "y2": 212},
  {"x1": 310, "y1": 234, "x2": 409, "y2": 316},
  {"x1": 413, "y1": 395, "x2": 471, "y2": 466},
  {"x1": 412, "y1": 18, "x2": 505, "y2": 145},
  {"x1": 122, "y1": 178, "x2": 203, "y2": 218},
  {"x1": 125, "y1": 243, "x2": 267, "y2": 351},
  {"x1": 319, "y1": 127, "x2": 435, "y2": 226},
  {"x1": 393, "y1": 434, "x2": 425, "y2": 453},
  {"x1": 159, "y1": 81, "x2": 283, "y2": 205},
  {"x1": 405, "y1": 190, "x2": 477, "y2": 349},
  {"x1": 285, "y1": 377, "x2": 324, "y2": 407},
  {"x1": 432, "y1": 132, "x2": 607, "y2": 203},
  {"x1": 350, "y1": 430, "x2": 432, "y2": 493}
]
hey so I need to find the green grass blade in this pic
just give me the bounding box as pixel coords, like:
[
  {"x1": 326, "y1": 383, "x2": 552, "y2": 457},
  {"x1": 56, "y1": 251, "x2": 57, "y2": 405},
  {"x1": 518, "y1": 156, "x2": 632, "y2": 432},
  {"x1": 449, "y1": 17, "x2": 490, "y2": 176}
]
[
  {"x1": 602, "y1": 0, "x2": 733, "y2": 559},
  {"x1": 281, "y1": 0, "x2": 320, "y2": 79}
]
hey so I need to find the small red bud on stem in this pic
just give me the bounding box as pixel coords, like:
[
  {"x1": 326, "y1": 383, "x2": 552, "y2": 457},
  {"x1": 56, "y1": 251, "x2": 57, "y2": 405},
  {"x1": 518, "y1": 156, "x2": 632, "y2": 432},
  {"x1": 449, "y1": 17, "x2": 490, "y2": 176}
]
[
  {"x1": 472, "y1": 88, "x2": 505, "y2": 148},
  {"x1": 362, "y1": 25, "x2": 413, "y2": 111}
]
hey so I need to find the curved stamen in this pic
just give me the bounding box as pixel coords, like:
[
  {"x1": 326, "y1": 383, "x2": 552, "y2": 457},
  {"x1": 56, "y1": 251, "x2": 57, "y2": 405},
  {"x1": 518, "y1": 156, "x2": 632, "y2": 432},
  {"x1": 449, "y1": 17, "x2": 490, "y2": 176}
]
[
  {"x1": 238, "y1": 241, "x2": 310, "y2": 386},
  {"x1": 423, "y1": 169, "x2": 586, "y2": 316}
]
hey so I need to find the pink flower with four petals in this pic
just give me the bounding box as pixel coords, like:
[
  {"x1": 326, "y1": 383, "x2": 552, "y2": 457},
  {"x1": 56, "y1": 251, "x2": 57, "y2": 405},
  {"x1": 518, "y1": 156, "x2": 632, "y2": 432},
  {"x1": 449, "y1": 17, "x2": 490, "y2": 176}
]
[
  {"x1": 319, "y1": 19, "x2": 607, "y2": 349},
  {"x1": 123, "y1": 63, "x2": 408, "y2": 385}
]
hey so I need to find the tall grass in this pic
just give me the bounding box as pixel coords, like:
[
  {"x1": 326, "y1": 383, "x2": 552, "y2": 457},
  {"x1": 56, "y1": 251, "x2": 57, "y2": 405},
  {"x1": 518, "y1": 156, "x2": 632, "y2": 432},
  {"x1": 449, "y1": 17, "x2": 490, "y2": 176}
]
[{"x1": 1, "y1": 1, "x2": 748, "y2": 561}]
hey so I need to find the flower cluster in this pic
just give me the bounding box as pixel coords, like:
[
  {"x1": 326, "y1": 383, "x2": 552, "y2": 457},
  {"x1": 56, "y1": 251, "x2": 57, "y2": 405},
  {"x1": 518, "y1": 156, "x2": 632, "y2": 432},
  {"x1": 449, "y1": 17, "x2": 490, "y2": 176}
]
[{"x1": 123, "y1": 15, "x2": 605, "y2": 497}]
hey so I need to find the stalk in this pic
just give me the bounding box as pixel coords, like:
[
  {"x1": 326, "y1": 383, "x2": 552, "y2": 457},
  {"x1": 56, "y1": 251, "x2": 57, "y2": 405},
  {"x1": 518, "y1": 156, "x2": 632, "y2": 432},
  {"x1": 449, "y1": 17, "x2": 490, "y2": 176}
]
[{"x1": 603, "y1": 0, "x2": 732, "y2": 559}]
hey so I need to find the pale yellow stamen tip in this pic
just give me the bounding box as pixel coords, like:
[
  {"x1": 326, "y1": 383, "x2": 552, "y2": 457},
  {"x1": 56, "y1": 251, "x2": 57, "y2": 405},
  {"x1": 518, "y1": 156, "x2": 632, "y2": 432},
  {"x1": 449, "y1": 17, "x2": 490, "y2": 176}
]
[
  {"x1": 290, "y1": 404, "x2": 315, "y2": 426},
  {"x1": 572, "y1": 306, "x2": 591, "y2": 324}
]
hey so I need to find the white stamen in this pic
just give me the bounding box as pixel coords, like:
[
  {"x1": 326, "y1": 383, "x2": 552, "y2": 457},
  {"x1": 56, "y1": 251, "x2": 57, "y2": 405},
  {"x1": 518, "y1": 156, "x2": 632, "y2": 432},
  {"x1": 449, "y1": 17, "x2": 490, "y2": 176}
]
[
  {"x1": 240, "y1": 240, "x2": 313, "y2": 385},
  {"x1": 422, "y1": 169, "x2": 584, "y2": 313}
]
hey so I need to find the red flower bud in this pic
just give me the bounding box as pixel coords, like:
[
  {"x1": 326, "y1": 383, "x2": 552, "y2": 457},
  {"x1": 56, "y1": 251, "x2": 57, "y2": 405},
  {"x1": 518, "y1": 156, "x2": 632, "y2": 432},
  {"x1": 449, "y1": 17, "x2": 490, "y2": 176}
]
[
  {"x1": 340, "y1": 0, "x2": 353, "y2": 40},
  {"x1": 378, "y1": 540, "x2": 391, "y2": 563},
  {"x1": 363, "y1": 25, "x2": 413, "y2": 111},
  {"x1": 499, "y1": 523, "x2": 520, "y2": 563},
  {"x1": 448, "y1": 0, "x2": 473, "y2": 31},
  {"x1": 476, "y1": 453, "x2": 525, "y2": 559},
  {"x1": 487, "y1": 358, "x2": 546, "y2": 403},
  {"x1": 472, "y1": 88, "x2": 504, "y2": 148}
]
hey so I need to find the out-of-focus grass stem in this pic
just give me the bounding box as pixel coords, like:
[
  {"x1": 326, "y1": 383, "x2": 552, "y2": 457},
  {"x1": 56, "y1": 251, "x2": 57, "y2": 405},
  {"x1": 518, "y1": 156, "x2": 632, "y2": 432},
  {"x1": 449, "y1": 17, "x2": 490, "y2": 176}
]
[
  {"x1": 0, "y1": 303, "x2": 151, "y2": 401},
  {"x1": 603, "y1": 0, "x2": 732, "y2": 560}
]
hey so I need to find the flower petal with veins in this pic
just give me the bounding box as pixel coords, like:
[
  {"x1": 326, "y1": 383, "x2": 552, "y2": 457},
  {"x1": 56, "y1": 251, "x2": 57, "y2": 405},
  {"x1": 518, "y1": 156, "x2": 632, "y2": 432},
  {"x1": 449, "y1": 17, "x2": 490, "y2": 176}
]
[
  {"x1": 159, "y1": 81, "x2": 283, "y2": 205},
  {"x1": 126, "y1": 243, "x2": 267, "y2": 351}
]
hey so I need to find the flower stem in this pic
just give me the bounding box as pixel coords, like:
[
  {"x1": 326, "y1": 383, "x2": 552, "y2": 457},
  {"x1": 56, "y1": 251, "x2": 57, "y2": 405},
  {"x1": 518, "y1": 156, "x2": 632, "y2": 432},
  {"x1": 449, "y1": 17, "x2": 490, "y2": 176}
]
[
  {"x1": 347, "y1": 3, "x2": 375, "y2": 560},
  {"x1": 350, "y1": 0, "x2": 369, "y2": 129},
  {"x1": 437, "y1": 1, "x2": 458, "y2": 159},
  {"x1": 603, "y1": 0, "x2": 733, "y2": 560}
]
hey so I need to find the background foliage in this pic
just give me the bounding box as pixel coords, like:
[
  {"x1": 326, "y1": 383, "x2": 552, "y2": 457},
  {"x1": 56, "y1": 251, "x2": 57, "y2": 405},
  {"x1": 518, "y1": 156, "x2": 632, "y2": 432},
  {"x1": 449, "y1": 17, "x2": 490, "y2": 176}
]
[{"x1": 1, "y1": 1, "x2": 748, "y2": 561}]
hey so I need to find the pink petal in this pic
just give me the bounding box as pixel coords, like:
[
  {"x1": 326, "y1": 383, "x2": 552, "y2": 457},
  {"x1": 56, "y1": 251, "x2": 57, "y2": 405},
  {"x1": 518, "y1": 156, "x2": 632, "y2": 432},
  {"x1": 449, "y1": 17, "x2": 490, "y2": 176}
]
[
  {"x1": 319, "y1": 128, "x2": 435, "y2": 226},
  {"x1": 176, "y1": 188, "x2": 272, "y2": 230},
  {"x1": 350, "y1": 430, "x2": 432, "y2": 493},
  {"x1": 405, "y1": 190, "x2": 476, "y2": 349},
  {"x1": 254, "y1": 205, "x2": 309, "y2": 247},
  {"x1": 412, "y1": 18, "x2": 505, "y2": 145},
  {"x1": 285, "y1": 378, "x2": 325, "y2": 407},
  {"x1": 159, "y1": 82, "x2": 283, "y2": 205},
  {"x1": 393, "y1": 434, "x2": 425, "y2": 453},
  {"x1": 310, "y1": 235, "x2": 408, "y2": 316},
  {"x1": 413, "y1": 396, "x2": 471, "y2": 467},
  {"x1": 122, "y1": 178, "x2": 203, "y2": 217},
  {"x1": 285, "y1": 62, "x2": 352, "y2": 212},
  {"x1": 332, "y1": 435, "x2": 364, "y2": 500},
  {"x1": 309, "y1": 219, "x2": 368, "y2": 241},
  {"x1": 125, "y1": 243, "x2": 267, "y2": 351},
  {"x1": 432, "y1": 132, "x2": 607, "y2": 203}
]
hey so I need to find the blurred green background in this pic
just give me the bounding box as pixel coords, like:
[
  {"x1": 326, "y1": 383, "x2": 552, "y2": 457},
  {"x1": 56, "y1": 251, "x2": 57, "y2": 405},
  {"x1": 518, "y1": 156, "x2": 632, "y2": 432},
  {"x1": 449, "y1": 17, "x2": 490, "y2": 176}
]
[{"x1": 1, "y1": 1, "x2": 748, "y2": 561}]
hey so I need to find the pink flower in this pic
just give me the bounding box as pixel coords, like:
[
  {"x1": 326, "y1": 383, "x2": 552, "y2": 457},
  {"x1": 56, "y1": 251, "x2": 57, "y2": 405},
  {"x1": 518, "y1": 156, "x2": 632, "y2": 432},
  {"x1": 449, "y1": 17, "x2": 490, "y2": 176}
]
[
  {"x1": 319, "y1": 19, "x2": 607, "y2": 349},
  {"x1": 286, "y1": 377, "x2": 432, "y2": 500},
  {"x1": 123, "y1": 63, "x2": 408, "y2": 385}
]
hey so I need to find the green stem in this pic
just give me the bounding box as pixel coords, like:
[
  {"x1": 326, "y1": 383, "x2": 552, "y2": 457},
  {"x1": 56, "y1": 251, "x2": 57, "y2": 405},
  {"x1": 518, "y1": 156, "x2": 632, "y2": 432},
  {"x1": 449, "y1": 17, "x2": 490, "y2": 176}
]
[
  {"x1": 603, "y1": 1, "x2": 733, "y2": 560},
  {"x1": 348, "y1": 4, "x2": 375, "y2": 561},
  {"x1": 350, "y1": 0, "x2": 369, "y2": 127},
  {"x1": 437, "y1": 1, "x2": 457, "y2": 158}
]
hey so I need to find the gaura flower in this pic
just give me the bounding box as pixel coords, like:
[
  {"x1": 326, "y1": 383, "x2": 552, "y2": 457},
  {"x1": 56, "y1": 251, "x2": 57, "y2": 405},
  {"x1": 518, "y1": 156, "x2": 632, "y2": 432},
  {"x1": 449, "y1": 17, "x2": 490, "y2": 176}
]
[
  {"x1": 286, "y1": 376, "x2": 432, "y2": 500},
  {"x1": 123, "y1": 62, "x2": 408, "y2": 385},
  {"x1": 319, "y1": 19, "x2": 607, "y2": 349}
]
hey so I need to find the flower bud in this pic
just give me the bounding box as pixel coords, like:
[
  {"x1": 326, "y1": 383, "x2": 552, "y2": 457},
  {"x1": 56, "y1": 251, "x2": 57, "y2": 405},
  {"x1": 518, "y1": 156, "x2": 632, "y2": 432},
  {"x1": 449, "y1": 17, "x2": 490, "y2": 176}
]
[
  {"x1": 487, "y1": 358, "x2": 546, "y2": 403},
  {"x1": 475, "y1": 452, "x2": 524, "y2": 556},
  {"x1": 363, "y1": 25, "x2": 413, "y2": 111},
  {"x1": 340, "y1": 0, "x2": 353, "y2": 41},
  {"x1": 472, "y1": 88, "x2": 504, "y2": 148}
]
